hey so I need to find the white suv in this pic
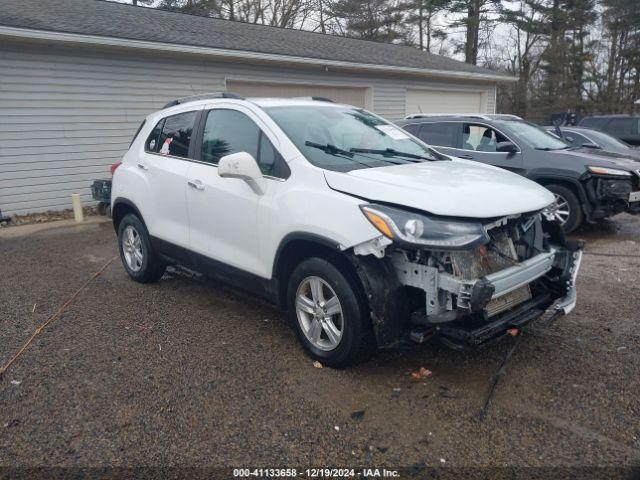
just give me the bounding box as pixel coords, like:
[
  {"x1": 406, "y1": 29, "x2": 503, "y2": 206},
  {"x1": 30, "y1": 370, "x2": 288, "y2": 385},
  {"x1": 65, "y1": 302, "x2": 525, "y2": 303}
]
[{"x1": 111, "y1": 94, "x2": 583, "y2": 367}]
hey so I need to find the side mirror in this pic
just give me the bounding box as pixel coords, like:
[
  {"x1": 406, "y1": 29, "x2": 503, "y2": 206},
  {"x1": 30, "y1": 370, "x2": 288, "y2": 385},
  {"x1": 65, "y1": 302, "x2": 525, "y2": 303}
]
[
  {"x1": 218, "y1": 151, "x2": 264, "y2": 195},
  {"x1": 496, "y1": 141, "x2": 518, "y2": 153},
  {"x1": 581, "y1": 142, "x2": 601, "y2": 149}
]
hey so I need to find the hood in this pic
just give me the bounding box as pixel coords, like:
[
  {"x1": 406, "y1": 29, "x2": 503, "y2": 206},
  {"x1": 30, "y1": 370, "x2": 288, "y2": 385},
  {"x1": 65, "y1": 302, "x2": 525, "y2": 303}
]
[
  {"x1": 545, "y1": 149, "x2": 640, "y2": 171},
  {"x1": 571, "y1": 147, "x2": 640, "y2": 162},
  {"x1": 323, "y1": 159, "x2": 555, "y2": 219}
]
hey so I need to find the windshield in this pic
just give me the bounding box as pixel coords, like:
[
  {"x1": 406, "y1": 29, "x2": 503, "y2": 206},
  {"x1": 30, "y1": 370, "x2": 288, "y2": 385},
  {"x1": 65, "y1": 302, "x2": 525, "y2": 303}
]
[
  {"x1": 264, "y1": 105, "x2": 437, "y2": 172},
  {"x1": 498, "y1": 120, "x2": 569, "y2": 150}
]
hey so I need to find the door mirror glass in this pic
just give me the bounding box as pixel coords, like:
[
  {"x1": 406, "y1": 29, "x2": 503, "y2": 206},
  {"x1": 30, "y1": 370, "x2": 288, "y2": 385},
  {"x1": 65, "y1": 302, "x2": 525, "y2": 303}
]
[
  {"x1": 218, "y1": 151, "x2": 264, "y2": 194},
  {"x1": 496, "y1": 141, "x2": 518, "y2": 153}
]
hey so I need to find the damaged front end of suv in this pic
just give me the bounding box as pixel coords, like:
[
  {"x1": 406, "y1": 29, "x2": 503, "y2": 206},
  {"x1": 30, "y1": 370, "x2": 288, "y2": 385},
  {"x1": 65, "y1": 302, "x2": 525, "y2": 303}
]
[{"x1": 349, "y1": 205, "x2": 583, "y2": 349}]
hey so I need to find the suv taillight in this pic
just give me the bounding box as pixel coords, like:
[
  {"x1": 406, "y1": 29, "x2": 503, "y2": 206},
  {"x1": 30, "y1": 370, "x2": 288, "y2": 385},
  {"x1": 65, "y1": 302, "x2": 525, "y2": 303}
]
[{"x1": 110, "y1": 162, "x2": 122, "y2": 176}]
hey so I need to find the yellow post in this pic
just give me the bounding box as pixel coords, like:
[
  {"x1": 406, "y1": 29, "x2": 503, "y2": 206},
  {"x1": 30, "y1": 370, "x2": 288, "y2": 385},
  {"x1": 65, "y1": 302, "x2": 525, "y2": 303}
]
[{"x1": 71, "y1": 193, "x2": 84, "y2": 222}]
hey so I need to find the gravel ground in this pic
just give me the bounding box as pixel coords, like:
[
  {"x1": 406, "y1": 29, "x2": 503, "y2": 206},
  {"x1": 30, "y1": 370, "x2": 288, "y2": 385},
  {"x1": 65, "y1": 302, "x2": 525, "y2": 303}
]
[{"x1": 0, "y1": 215, "x2": 639, "y2": 476}]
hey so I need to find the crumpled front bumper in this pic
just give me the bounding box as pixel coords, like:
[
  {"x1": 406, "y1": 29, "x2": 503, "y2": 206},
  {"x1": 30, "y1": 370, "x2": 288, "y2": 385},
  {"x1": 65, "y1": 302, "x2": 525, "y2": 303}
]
[
  {"x1": 553, "y1": 248, "x2": 583, "y2": 314},
  {"x1": 437, "y1": 245, "x2": 584, "y2": 346}
]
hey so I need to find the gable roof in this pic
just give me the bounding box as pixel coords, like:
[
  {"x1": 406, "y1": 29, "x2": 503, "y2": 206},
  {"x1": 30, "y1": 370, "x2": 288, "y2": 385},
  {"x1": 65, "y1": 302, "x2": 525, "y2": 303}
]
[{"x1": 0, "y1": 0, "x2": 513, "y2": 81}]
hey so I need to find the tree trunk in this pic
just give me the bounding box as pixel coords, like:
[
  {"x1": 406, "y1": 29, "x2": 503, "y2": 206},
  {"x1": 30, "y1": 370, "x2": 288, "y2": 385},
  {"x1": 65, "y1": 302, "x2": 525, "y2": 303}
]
[{"x1": 465, "y1": 0, "x2": 480, "y2": 65}]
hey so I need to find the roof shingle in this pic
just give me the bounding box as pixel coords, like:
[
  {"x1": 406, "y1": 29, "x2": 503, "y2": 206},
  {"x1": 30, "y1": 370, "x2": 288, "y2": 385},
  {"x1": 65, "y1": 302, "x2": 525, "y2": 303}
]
[{"x1": 0, "y1": 0, "x2": 512, "y2": 79}]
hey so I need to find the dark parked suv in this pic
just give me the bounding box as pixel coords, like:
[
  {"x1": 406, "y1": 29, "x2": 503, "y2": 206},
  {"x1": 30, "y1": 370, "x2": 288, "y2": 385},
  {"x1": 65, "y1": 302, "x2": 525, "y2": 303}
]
[
  {"x1": 579, "y1": 115, "x2": 640, "y2": 146},
  {"x1": 396, "y1": 115, "x2": 640, "y2": 232}
]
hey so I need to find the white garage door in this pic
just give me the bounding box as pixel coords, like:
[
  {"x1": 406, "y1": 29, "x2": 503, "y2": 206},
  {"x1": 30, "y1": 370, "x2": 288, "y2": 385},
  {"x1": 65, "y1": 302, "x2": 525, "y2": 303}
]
[
  {"x1": 227, "y1": 80, "x2": 368, "y2": 108},
  {"x1": 406, "y1": 89, "x2": 484, "y2": 116}
]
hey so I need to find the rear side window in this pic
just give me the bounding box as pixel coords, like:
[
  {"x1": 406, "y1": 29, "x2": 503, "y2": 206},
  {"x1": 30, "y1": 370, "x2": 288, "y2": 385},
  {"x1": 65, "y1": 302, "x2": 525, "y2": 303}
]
[
  {"x1": 145, "y1": 119, "x2": 164, "y2": 152},
  {"x1": 200, "y1": 109, "x2": 289, "y2": 178},
  {"x1": 157, "y1": 111, "x2": 198, "y2": 158},
  {"x1": 402, "y1": 124, "x2": 421, "y2": 136},
  {"x1": 417, "y1": 122, "x2": 459, "y2": 148}
]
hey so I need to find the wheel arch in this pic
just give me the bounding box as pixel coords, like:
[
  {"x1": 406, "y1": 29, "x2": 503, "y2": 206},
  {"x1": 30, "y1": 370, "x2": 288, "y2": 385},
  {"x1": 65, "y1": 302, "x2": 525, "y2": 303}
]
[
  {"x1": 272, "y1": 233, "x2": 360, "y2": 310},
  {"x1": 112, "y1": 197, "x2": 146, "y2": 233},
  {"x1": 532, "y1": 176, "x2": 588, "y2": 205}
]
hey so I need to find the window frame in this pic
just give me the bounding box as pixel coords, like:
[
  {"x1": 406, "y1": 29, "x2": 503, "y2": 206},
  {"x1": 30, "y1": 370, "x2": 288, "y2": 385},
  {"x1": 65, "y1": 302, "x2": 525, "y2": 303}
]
[{"x1": 193, "y1": 106, "x2": 290, "y2": 181}]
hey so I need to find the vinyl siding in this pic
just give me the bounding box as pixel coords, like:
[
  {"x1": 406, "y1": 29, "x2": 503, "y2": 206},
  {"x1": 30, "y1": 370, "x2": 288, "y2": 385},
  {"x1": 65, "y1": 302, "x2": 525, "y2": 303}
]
[{"x1": 0, "y1": 40, "x2": 498, "y2": 215}]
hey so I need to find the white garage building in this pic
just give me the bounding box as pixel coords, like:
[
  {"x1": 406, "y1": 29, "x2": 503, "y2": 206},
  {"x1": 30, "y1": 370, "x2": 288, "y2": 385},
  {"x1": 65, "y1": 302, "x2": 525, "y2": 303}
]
[{"x1": 0, "y1": 0, "x2": 515, "y2": 215}]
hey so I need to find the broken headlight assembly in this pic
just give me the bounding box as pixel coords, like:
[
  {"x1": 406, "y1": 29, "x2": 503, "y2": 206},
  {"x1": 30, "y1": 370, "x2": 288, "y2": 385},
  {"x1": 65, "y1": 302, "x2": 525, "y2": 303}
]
[
  {"x1": 587, "y1": 166, "x2": 632, "y2": 177},
  {"x1": 360, "y1": 204, "x2": 489, "y2": 250}
]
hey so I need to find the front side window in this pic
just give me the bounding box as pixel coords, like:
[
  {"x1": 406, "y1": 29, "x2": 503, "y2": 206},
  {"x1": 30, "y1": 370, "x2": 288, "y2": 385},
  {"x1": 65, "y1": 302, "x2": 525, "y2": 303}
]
[
  {"x1": 462, "y1": 123, "x2": 509, "y2": 152},
  {"x1": 417, "y1": 123, "x2": 459, "y2": 148},
  {"x1": 201, "y1": 109, "x2": 288, "y2": 178},
  {"x1": 265, "y1": 105, "x2": 438, "y2": 172},
  {"x1": 157, "y1": 111, "x2": 198, "y2": 158}
]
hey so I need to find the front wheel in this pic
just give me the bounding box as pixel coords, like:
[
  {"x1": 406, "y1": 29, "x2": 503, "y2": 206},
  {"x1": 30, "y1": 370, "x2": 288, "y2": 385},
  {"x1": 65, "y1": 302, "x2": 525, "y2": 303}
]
[
  {"x1": 286, "y1": 257, "x2": 375, "y2": 368},
  {"x1": 546, "y1": 184, "x2": 584, "y2": 233}
]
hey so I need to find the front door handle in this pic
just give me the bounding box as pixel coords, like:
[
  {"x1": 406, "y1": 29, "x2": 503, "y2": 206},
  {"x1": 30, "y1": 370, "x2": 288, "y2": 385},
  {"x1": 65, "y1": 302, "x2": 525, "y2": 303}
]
[
  {"x1": 137, "y1": 162, "x2": 148, "y2": 171},
  {"x1": 187, "y1": 179, "x2": 205, "y2": 191},
  {"x1": 457, "y1": 154, "x2": 474, "y2": 159}
]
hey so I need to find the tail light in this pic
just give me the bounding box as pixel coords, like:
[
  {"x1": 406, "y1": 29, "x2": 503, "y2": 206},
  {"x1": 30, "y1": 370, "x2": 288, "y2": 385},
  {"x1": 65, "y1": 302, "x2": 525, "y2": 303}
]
[{"x1": 110, "y1": 162, "x2": 122, "y2": 176}]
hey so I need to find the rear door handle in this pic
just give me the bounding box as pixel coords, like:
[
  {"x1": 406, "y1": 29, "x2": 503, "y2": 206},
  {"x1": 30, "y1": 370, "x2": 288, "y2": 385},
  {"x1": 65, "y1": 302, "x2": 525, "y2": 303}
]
[
  {"x1": 187, "y1": 179, "x2": 205, "y2": 190},
  {"x1": 457, "y1": 154, "x2": 474, "y2": 159},
  {"x1": 137, "y1": 162, "x2": 148, "y2": 171}
]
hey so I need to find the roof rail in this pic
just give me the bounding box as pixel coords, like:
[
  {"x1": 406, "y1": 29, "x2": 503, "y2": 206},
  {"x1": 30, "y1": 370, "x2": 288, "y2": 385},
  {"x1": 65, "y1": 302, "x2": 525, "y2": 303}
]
[
  {"x1": 404, "y1": 113, "x2": 523, "y2": 121},
  {"x1": 404, "y1": 113, "x2": 486, "y2": 119},
  {"x1": 162, "y1": 92, "x2": 244, "y2": 109},
  {"x1": 292, "y1": 96, "x2": 335, "y2": 103}
]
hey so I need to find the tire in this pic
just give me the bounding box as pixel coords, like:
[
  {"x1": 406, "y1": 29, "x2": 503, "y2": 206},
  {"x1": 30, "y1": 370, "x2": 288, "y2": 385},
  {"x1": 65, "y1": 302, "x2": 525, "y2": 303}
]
[
  {"x1": 286, "y1": 257, "x2": 375, "y2": 368},
  {"x1": 545, "y1": 184, "x2": 584, "y2": 233},
  {"x1": 117, "y1": 213, "x2": 166, "y2": 283}
]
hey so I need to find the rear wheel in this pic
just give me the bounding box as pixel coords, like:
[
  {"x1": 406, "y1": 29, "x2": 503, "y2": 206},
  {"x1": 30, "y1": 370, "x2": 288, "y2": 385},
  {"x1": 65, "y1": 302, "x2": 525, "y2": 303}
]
[
  {"x1": 117, "y1": 213, "x2": 166, "y2": 283},
  {"x1": 286, "y1": 257, "x2": 375, "y2": 368},
  {"x1": 546, "y1": 184, "x2": 583, "y2": 233}
]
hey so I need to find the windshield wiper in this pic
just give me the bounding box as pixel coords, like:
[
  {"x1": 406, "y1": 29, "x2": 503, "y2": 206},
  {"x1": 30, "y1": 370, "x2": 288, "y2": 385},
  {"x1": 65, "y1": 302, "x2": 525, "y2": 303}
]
[
  {"x1": 349, "y1": 147, "x2": 434, "y2": 162},
  {"x1": 535, "y1": 146, "x2": 570, "y2": 151},
  {"x1": 304, "y1": 141, "x2": 405, "y2": 166},
  {"x1": 305, "y1": 141, "x2": 354, "y2": 157}
]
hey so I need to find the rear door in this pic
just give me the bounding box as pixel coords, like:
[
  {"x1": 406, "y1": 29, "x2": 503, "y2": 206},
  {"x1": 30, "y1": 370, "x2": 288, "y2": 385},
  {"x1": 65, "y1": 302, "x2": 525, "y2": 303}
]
[
  {"x1": 139, "y1": 110, "x2": 200, "y2": 249},
  {"x1": 457, "y1": 122, "x2": 525, "y2": 173}
]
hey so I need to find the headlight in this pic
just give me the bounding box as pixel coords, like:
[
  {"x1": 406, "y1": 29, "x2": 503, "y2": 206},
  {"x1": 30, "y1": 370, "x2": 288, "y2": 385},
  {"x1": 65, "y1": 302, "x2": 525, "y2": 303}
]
[
  {"x1": 588, "y1": 166, "x2": 632, "y2": 177},
  {"x1": 360, "y1": 204, "x2": 489, "y2": 250}
]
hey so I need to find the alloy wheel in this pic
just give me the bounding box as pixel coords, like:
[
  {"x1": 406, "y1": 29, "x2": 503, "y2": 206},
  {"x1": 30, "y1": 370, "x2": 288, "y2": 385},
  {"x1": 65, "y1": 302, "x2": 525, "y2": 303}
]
[
  {"x1": 551, "y1": 193, "x2": 571, "y2": 226},
  {"x1": 122, "y1": 225, "x2": 144, "y2": 272},
  {"x1": 295, "y1": 276, "x2": 344, "y2": 351}
]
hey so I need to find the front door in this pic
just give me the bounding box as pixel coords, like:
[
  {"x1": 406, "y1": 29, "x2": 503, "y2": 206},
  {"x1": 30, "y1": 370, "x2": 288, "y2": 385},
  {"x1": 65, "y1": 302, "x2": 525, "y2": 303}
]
[{"x1": 186, "y1": 106, "x2": 286, "y2": 278}]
